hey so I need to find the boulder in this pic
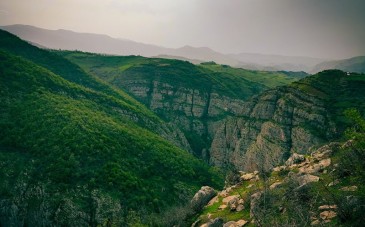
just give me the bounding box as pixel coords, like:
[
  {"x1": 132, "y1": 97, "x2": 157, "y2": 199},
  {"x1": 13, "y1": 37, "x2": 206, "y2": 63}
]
[
  {"x1": 318, "y1": 205, "x2": 337, "y2": 210},
  {"x1": 320, "y1": 210, "x2": 337, "y2": 220},
  {"x1": 269, "y1": 181, "x2": 283, "y2": 190},
  {"x1": 223, "y1": 221, "x2": 237, "y2": 227},
  {"x1": 240, "y1": 173, "x2": 256, "y2": 181},
  {"x1": 250, "y1": 192, "x2": 262, "y2": 218},
  {"x1": 201, "y1": 218, "x2": 224, "y2": 227},
  {"x1": 272, "y1": 166, "x2": 286, "y2": 172},
  {"x1": 298, "y1": 164, "x2": 321, "y2": 174},
  {"x1": 327, "y1": 180, "x2": 339, "y2": 187},
  {"x1": 236, "y1": 204, "x2": 244, "y2": 212},
  {"x1": 297, "y1": 174, "x2": 319, "y2": 186},
  {"x1": 191, "y1": 186, "x2": 217, "y2": 211},
  {"x1": 207, "y1": 196, "x2": 219, "y2": 206},
  {"x1": 236, "y1": 219, "x2": 248, "y2": 226},
  {"x1": 285, "y1": 153, "x2": 305, "y2": 166},
  {"x1": 223, "y1": 219, "x2": 248, "y2": 227},
  {"x1": 222, "y1": 195, "x2": 240, "y2": 204},
  {"x1": 340, "y1": 186, "x2": 358, "y2": 191},
  {"x1": 319, "y1": 158, "x2": 331, "y2": 168}
]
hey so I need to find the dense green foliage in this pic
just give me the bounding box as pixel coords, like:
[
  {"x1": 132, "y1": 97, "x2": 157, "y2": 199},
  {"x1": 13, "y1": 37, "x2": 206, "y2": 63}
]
[
  {"x1": 58, "y1": 51, "x2": 268, "y2": 101},
  {"x1": 200, "y1": 61, "x2": 307, "y2": 88},
  {"x1": 0, "y1": 30, "x2": 223, "y2": 225},
  {"x1": 291, "y1": 70, "x2": 365, "y2": 133},
  {"x1": 57, "y1": 51, "x2": 305, "y2": 158}
]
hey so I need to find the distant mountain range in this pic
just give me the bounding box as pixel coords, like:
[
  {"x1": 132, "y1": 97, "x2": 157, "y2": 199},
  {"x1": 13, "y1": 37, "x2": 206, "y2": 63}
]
[
  {"x1": 311, "y1": 56, "x2": 365, "y2": 74},
  {"x1": 1, "y1": 24, "x2": 365, "y2": 73}
]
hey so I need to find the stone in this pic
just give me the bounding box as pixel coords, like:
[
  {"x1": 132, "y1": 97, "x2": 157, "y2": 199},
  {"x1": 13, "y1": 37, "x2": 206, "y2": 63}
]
[
  {"x1": 340, "y1": 186, "x2": 358, "y2": 191},
  {"x1": 204, "y1": 218, "x2": 224, "y2": 227},
  {"x1": 250, "y1": 192, "x2": 262, "y2": 218},
  {"x1": 285, "y1": 153, "x2": 305, "y2": 166},
  {"x1": 191, "y1": 186, "x2": 217, "y2": 211},
  {"x1": 272, "y1": 166, "x2": 286, "y2": 172},
  {"x1": 236, "y1": 204, "x2": 244, "y2": 212},
  {"x1": 222, "y1": 195, "x2": 240, "y2": 204},
  {"x1": 207, "y1": 196, "x2": 219, "y2": 206},
  {"x1": 319, "y1": 158, "x2": 331, "y2": 168},
  {"x1": 240, "y1": 173, "x2": 255, "y2": 181},
  {"x1": 311, "y1": 219, "x2": 320, "y2": 225},
  {"x1": 223, "y1": 220, "x2": 248, "y2": 227},
  {"x1": 318, "y1": 205, "x2": 337, "y2": 210},
  {"x1": 236, "y1": 219, "x2": 248, "y2": 226},
  {"x1": 219, "y1": 190, "x2": 229, "y2": 197},
  {"x1": 320, "y1": 210, "x2": 337, "y2": 220},
  {"x1": 298, "y1": 164, "x2": 321, "y2": 174},
  {"x1": 269, "y1": 181, "x2": 283, "y2": 190},
  {"x1": 297, "y1": 174, "x2": 319, "y2": 186},
  {"x1": 222, "y1": 195, "x2": 240, "y2": 211},
  {"x1": 327, "y1": 180, "x2": 339, "y2": 187},
  {"x1": 218, "y1": 204, "x2": 227, "y2": 210},
  {"x1": 223, "y1": 221, "x2": 237, "y2": 227}
]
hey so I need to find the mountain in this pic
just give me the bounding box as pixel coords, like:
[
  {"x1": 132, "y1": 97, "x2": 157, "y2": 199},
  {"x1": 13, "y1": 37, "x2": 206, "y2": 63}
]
[
  {"x1": 0, "y1": 24, "x2": 330, "y2": 72},
  {"x1": 194, "y1": 135, "x2": 365, "y2": 226},
  {"x1": 311, "y1": 56, "x2": 365, "y2": 74},
  {"x1": 2, "y1": 27, "x2": 365, "y2": 226},
  {"x1": 0, "y1": 24, "x2": 167, "y2": 56},
  {"x1": 59, "y1": 51, "x2": 305, "y2": 159},
  {"x1": 0, "y1": 29, "x2": 223, "y2": 226},
  {"x1": 230, "y1": 52, "x2": 326, "y2": 72},
  {"x1": 211, "y1": 70, "x2": 365, "y2": 171}
]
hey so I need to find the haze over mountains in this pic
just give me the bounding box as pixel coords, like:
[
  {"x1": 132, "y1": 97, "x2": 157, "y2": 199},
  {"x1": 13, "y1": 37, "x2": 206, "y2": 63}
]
[
  {"x1": 6, "y1": 24, "x2": 363, "y2": 73},
  {"x1": 1, "y1": 28, "x2": 365, "y2": 226}
]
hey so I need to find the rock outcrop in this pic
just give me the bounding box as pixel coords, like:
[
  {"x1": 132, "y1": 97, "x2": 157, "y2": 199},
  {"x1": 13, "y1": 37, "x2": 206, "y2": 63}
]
[
  {"x1": 114, "y1": 73, "x2": 262, "y2": 158},
  {"x1": 191, "y1": 186, "x2": 217, "y2": 211},
  {"x1": 210, "y1": 86, "x2": 336, "y2": 171}
]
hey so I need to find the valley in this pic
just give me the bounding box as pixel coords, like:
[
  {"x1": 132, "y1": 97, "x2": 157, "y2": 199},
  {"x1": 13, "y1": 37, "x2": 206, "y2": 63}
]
[{"x1": 0, "y1": 29, "x2": 365, "y2": 226}]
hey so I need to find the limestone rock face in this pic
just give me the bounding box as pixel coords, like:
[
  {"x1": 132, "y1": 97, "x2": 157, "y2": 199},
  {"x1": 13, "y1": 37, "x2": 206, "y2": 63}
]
[
  {"x1": 210, "y1": 87, "x2": 335, "y2": 171},
  {"x1": 118, "y1": 79, "x2": 247, "y2": 158},
  {"x1": 191, "y1": 186, "x2": 217, "y2": 211}
]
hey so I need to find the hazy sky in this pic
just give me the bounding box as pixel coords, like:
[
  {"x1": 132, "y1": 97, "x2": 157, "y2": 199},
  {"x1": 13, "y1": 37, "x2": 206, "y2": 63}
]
[{"x1": 1, "y1": 0, "x2": 364, "y2": 59}]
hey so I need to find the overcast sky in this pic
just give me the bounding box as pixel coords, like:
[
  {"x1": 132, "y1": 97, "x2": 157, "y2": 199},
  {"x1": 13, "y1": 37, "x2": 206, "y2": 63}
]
[{"x1": 1, "y1": 0, "x2": 364, "y2": 59}]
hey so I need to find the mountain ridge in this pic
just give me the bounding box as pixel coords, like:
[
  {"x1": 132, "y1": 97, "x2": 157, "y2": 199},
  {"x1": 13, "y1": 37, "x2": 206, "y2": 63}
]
[
  {"x1": 1, "y1": 24, "x2": 342, "y2": 72},
  {"x1": 0, "y1": 29, "x2": 223, "y2": 226}
]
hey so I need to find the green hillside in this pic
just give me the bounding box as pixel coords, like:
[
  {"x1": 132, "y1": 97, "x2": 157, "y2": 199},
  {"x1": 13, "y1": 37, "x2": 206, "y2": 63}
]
[
  {"x1": 58, "y1": 51, "x2": 267, "y2": 101},
  {"x1": 199, "y1": 61, "x2": 307, "y2": 88},
  {"x1": 0, "y1": 30, "x2": 223, "y2": 226},
  {"x1": 291, "y1": 70, "x2": 365, "y2": 131},
  {"x1": 57, "y1": 51, "x2": 304, "y2": 158}
]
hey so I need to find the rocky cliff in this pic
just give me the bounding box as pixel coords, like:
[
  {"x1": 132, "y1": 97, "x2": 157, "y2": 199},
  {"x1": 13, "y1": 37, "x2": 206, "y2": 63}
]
[
  {"x1": 210, "y1": 70, "x2": 365, "y2": 171},
  {"x1": 120, "y1": 78, "x2": 249, "y2": 158},
  {"x1": 59, "y1": 53, "x2": 274, "y2": 158},
  {"x1": 210, "y1": 86, "x2": 336, "y2": 171},
  {"x1": 61, "y1": 53, "x2": 365, "y2": 173}
]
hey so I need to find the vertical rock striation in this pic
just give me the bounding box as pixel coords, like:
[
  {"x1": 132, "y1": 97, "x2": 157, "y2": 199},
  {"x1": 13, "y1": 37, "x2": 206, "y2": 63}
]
[{"x1": 210, "y1": 86, "x2": 336, "y2": 171}]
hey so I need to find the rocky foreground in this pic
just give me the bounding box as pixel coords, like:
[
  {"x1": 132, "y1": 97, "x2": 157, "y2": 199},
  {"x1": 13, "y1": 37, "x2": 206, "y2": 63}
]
[{"x1": 191, "y1": 140, "x2": 361, "y2": 226}]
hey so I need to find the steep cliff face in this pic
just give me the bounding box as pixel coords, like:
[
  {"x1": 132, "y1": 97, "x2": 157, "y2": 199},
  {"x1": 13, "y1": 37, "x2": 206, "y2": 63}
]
[
  {"x1": 211, "y1": 70, "x2": 365, "y2": 171},
  {"x1": 60, "y1": 53, "x2": 274, "y2": 157},
  {"x1": 210, "y1": 86, "x2": 335, "y2": 171},
  {"x1": 120, "y1": 78, "x2": 248, "y2": 157}
]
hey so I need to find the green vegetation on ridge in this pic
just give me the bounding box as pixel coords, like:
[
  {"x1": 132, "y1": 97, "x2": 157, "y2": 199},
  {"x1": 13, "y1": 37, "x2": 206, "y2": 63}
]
[{"x1": 0, "y1": 30, "x2": 223, "y2": 226}]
